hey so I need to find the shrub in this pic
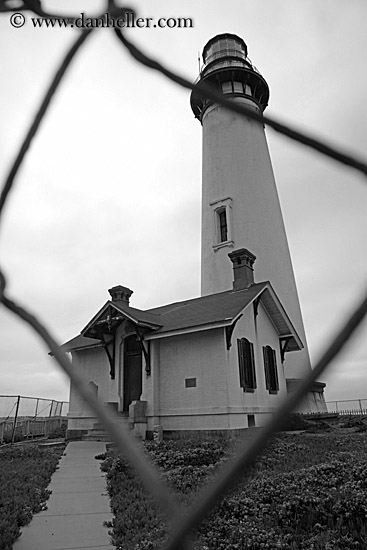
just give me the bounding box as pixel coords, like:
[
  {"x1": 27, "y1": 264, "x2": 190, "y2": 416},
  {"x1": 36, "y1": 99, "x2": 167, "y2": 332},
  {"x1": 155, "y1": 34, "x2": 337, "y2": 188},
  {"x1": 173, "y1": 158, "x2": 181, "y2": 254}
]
[
  {"x1": 48, "y1": 423, "x2": 67, "y2": 439},
  {"x1": 339, "y1": 416, "x2": 367, "y2": 431},
  {"x1": 305, "y1": 419, "x2": 334, "y2": 433},
  {"x1": 102, "y1": 453, "x2": 166, "y2": 550},
  {"x1": 146, "y1": 439, "x2": 227, "y2": 469},
  {"x1": 101, "y1": 432, "x2": 367, "y2": 550},
  {"x1": 1, "y1": 432, "x2": 24, "y2": 444},
  {"x1": 0, "y1": 444, "x2": 65, "y2": 550},
  {"x1": 281, "y1": 413, "x2": 312, "y2": 431}
]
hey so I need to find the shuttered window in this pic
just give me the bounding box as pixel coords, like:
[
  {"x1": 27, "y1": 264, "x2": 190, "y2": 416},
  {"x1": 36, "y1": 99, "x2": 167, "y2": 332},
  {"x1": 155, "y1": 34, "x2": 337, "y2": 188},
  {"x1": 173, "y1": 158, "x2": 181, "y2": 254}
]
[
  {"x1": 237, "y1": 338, "x2": 256, "y2": 391},
  {"x1": 263, "y1": 345, "x2": 279, "y2": 394}
]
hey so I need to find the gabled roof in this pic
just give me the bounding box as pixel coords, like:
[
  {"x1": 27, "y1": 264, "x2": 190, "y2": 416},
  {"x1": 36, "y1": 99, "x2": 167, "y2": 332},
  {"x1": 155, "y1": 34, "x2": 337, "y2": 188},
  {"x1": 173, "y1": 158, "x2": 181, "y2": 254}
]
[
  {"x1": 146, "y1": 282, "x2": 268, "y2": 333},
  {"x1": 145, "y1": 281, "x2": 302, "y2": 350},
  {"x1": 61, "y1": 281, "x2": 303, "y2": 353}
]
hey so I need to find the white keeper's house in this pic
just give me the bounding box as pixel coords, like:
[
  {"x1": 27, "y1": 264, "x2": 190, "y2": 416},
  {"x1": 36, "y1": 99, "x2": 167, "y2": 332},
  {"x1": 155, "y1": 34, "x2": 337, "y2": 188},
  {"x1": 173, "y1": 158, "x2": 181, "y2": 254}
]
[{"x1": 63, "y1": 34, "x2": 326, "y2": 440}]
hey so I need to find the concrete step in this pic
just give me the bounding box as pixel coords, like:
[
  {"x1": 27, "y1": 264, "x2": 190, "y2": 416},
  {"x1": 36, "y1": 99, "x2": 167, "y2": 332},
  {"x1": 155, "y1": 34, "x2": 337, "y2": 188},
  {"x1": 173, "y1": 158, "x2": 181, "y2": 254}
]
[
  {"x1": 83, "y1": 415, "x2": 132, "y2": 442},
  {"x1": 88, "y1": 430, "x2": 109, "y2": 436},
  {"x1": 82, "y1": 433, "x2": 112, "y2": 442},
  {"x1": 93, "y1": 414, "x2": 130, "y2": 431},
  {"x1": 92, "y1": 423, "x2": 104, "y2": 431}
]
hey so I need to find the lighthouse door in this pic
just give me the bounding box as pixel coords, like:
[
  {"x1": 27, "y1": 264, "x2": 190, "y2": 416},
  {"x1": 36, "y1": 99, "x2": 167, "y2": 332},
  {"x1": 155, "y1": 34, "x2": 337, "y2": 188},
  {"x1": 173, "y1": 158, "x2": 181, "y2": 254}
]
[{"x1": 123, "y1": 335, "x2": 142, "y2": 411}]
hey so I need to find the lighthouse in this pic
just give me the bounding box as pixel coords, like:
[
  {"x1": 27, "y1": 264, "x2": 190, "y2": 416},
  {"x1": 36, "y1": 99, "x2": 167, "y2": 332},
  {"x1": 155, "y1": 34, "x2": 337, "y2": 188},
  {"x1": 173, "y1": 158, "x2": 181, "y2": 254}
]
[
  {"x1": 63, "y1": 33, "x2": 327, "y2": 440},
  {"x1": 191, "y1": 34, "x2": 312, "y2": 381}
]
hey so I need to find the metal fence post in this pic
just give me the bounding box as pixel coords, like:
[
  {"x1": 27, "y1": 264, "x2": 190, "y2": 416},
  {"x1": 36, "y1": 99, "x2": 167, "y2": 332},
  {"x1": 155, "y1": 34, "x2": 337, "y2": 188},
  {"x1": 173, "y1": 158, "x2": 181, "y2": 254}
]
[
  {"x1": 46, "y1": 400, "x2": 50, "y2": 437},
  {"x1": 59, "y1": 401, "x2": 64, "y2": 428},
  {"x1": 32, "y1": 398, "x2": 39, "y2": 439},
  {"x1": 11, "y1": 395, "x2": 21, "y2": 444},
  {"x1": 47, "y1": 400, "x2": 54, "y2": 437}
]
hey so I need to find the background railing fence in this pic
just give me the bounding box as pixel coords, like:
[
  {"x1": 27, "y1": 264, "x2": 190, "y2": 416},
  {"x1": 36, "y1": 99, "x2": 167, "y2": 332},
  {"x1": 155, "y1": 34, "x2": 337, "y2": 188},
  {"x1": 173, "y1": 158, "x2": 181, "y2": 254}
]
[
  {"x1": 326, "y1": 398, "x2": 367, "y2": 415},
  {"x1": 0, "y1": 394, "x2": 69, "y2": 444}
]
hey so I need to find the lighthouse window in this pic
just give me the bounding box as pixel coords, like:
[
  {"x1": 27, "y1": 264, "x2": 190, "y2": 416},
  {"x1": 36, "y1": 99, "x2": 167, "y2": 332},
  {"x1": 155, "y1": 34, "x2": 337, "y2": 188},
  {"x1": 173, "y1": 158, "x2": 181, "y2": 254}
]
[
  {"x1": 222, "y1": 82, "x2": 232, "y2": 94},
  {"x1": 218, "y1": 209, "x2": 228, "y2": 242},
  {"x1": 233, "y1": 81, "x2": 242, "y2": 93},
  {"x1": 210, "y1": 197, "x2": 233, "y2": 249}
]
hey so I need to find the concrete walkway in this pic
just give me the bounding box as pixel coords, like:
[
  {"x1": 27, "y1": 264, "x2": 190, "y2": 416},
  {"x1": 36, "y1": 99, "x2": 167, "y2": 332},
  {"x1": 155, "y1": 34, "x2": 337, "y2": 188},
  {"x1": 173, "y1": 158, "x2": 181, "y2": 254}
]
[{"x1": 13, "y1": 441, "x2": 114, "y2": 550}]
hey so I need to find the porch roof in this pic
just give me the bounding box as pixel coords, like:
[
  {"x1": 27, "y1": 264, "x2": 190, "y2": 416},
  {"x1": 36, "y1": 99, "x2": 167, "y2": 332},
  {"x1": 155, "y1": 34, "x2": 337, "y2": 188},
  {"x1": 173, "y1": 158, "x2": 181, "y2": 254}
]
[{"x1": 60, "y1": 334, "x2": 103, "y2": 352}]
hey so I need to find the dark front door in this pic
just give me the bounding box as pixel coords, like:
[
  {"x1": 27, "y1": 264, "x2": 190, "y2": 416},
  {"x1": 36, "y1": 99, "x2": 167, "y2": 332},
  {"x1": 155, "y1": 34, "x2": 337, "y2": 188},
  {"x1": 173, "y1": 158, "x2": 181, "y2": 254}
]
[{"x1": 123, "y1": 335, "x2": 142, "y2": 411}]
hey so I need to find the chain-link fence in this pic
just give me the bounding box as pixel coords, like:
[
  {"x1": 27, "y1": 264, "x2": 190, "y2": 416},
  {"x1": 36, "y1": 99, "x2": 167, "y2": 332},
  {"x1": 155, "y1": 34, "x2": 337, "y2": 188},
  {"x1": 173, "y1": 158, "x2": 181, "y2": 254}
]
[
  {"x1": 0, "y1": 2, "x2": 366, "y2": 549},
  {"x1": 0, "y1": 394, "x2": 69, "y2": 444}
]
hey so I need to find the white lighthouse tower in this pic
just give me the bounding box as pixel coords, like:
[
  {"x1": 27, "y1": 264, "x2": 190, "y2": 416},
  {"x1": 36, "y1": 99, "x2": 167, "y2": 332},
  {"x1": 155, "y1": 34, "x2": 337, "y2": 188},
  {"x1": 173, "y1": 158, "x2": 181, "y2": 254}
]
[{"x1": 191, "y1": 34, "x2": 312, "y2": 382}]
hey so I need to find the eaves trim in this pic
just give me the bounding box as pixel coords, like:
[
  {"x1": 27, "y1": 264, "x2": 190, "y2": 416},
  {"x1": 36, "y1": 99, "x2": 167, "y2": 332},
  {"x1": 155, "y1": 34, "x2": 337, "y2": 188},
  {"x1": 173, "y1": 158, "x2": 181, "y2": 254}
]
[{"x1": 144, "y1": 320, "x2": 231, "y2": 340}]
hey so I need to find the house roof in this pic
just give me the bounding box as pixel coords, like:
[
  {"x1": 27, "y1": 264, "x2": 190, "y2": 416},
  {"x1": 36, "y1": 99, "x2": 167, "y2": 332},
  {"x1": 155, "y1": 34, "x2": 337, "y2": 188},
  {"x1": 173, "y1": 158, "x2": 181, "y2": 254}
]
[
  {"x1": 61, "y1": 281, "x2": 303, "y2": 353},
  {"x1": 147, "y1": 282, "x2": 268, "y2": 333},
  {"x1": 60, "y1": 334, "x2": 102, "y2": 352}
]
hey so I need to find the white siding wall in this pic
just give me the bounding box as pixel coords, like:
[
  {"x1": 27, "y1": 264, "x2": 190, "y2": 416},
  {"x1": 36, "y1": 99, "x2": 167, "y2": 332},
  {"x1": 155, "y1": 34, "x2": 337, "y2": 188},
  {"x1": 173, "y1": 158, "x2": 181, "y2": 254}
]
[
  {"x1": 226, "y1": 302, "x2": 288, "y2": 427},
  {"x1": 67, "y1": 347, "x2": 114, "y2": 430},
  {"x1": 144, "y1": 302, "x2": 295, "y2": 432},
  {"x1": 155, "y1": 329, "x2": 229, "y2": 431}
]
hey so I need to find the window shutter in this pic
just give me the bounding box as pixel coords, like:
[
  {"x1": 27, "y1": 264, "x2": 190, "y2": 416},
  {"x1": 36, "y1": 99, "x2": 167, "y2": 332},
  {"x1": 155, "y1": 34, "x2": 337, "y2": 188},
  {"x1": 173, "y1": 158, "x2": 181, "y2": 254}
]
[
  {"x1": 249, "y1": 342, "x2": 257, "y2": 389},
  {"x1": 239, "y1": 339, "x2": 256, "y2": 391},
  {"x1": 243, "y1": 339, "x2": 251, "y2": 388},
  {"x1": 272, "y1": 348, "x2": 279, "y2": 391},
  {"x1": 263, "y1": 346, "x2": 270, "y2": 390},
  {"x1": 237, "y1": 339, "x2": 245, "y2": 388}
]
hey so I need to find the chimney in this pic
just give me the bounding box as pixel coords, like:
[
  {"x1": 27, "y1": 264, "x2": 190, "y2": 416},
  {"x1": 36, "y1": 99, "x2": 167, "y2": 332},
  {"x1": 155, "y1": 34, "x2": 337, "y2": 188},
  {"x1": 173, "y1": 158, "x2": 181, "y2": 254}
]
[
  {"x1": 108, "y1": 285, "x2": 133, "y2": 305},
  {"x1": 228, "y1": 249, "x2": 256, "y2": 289}
]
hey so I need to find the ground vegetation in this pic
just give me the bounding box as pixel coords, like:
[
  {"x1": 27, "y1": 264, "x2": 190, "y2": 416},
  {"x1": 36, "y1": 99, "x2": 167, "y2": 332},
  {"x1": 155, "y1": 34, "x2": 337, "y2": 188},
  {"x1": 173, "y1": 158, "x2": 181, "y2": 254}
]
[{"x1": 100, "y1": 417, "x2": 367, "y2": 549}]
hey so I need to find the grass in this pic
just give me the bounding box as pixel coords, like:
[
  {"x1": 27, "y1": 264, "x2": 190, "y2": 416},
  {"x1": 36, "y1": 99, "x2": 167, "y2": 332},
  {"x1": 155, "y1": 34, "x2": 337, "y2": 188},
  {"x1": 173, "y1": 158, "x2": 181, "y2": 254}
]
[
  {"x1": 0, "y1": 443, "x2": 65, "y2": 550},
  {"x1": 100, "y1": 422, "x2": 367, "y2": 550}
]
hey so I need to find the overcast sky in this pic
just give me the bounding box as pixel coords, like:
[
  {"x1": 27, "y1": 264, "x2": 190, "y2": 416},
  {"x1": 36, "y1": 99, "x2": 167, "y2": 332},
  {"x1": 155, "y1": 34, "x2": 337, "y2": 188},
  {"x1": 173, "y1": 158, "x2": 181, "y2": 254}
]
[{"x1": 0, "y1": 0, "x2": 366, "y2": 407}]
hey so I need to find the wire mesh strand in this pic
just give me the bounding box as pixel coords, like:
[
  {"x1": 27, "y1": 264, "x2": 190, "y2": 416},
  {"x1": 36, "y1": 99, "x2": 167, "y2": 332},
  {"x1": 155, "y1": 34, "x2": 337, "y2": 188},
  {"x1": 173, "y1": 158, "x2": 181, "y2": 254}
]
[
  {"x1": 114, "y1": 29, "x2": 367, "y2": 178},
  {"x1": 0, "y1": 28, "x2": 93, "y2": 223}
]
